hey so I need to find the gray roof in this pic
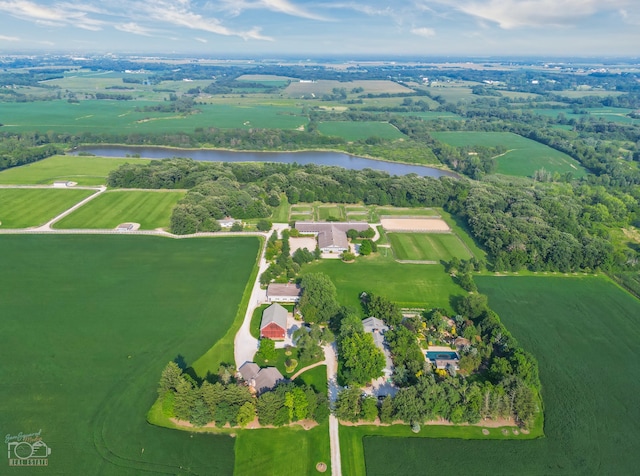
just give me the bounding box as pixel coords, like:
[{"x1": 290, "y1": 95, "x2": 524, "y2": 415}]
[
  {"x1": 267, "y1": 283, "x2": 302, "y2": 298},
  {"x1": 253, "y1": 367, "x2": 285, "y2": 395},
  {"x1": 238, "y1": 362, "x2": 260, "y2": 382},
  {"x1": 261, "y1": 303, "x2": 288, "y2": 330},
  {"x1": 295, "y1": 222, "x2": 370, "y2": 250},
  {"x1": 362, "y1": 317, "x2": 389, "y2": 333}
]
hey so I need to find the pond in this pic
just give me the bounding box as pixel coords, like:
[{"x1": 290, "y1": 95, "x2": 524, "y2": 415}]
[{"x1": 71, "y1": 145, "x2": 458, "y2": 179}]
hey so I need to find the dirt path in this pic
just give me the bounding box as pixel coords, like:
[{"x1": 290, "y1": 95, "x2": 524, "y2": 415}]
[
  {"x1": 36, "y1": 185, "x2": 106, "y2": 231},
  {"x1": 289, "y1": 359, "x2": 327, "y2": 380}
]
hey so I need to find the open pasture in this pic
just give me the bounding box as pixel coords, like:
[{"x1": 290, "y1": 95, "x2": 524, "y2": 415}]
[
  {"x1": 0, "y1": 155, "x2": 151, "y2": 185},
  {"x1": 360, "y1": 276, "x2": 640, "y2": 475},
  {"x1": 431, "y1": 131, "x2": 587, "y2": 177},
  {"x1": 389, "y1": 232, "x2": 472, "y2": 262},
  {"x1": 54, "y1": 190, "x2": 185, "y2": 230},
  {"x1": 0, "y1": 235, "x2": 259, "y2": 475},
  {"x1": 301, "y1": 253, "x2": 463, "y2": 312},
  {"x1": 317, "y1": 121, "x2": 405, "y2": 141},
  {"x1": 376, "y1": 207, "x2": 439, "y2": 217},
  {"x1": 0, "y1": 188, "x2": 93, "y2": 228}
]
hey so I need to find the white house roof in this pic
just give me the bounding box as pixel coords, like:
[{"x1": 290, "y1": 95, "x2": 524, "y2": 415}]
[
  {"x1": 260, "y1": 303, "x2": 288, "y2": 330},
  {"x1": 267, "y1": 283, "x2": 302, "y2": 298}
]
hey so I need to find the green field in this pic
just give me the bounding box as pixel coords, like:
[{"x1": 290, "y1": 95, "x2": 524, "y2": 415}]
[
  {"x1": 376, "y1": 207, "x2": 438, "y2": 217},
  {"x1": 234, "y1": 423, "x2": 331, "y2": 475},
  {"x1": 317, "y1": 121, "x2": 405, "y2": 141},
  {"x1": 0, "y1": 155, "x2": 151, "y2": 185},
  {"x1": 431, "y1": 131, "x2": 587, "y2": 177},
  {"x1": 54, "y1": 190, "x2": 185, "y2": 230},
  {"x1": 1, "y1": 100, "x2": 307, "y2": 134},
  {"x1": 301, "y1": 253, "x2": 464, "y2": 311},
  {"x1": 0, "y1": 188, "x2": 94, "y2": 228},
  {"x1": 361, "y1": 276, "x2": 640, "y2": 474},
  {"x1": 0, "y1": 235, "x2": 259, "y2": 475},
  {"x1": 388, "y1": 232, "x2": 472, "y2": 261}
]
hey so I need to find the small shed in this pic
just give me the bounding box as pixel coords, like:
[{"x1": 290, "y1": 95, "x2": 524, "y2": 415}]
[{"x1": 260, "y1": 303, "x2": 288, "y2": 340}]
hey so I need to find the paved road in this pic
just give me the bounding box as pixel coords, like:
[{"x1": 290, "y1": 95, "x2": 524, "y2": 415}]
[{"x1": 324, "y1": 342, "x2": 342, "y2": 476}]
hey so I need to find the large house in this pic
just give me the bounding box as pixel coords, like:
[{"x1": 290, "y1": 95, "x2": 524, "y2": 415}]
[
  {"x1": 266, "y1": 283, "x2": 302, "y2": 303},
  {"x1": 260, "y1": 303, "x2": 288, "y2": 340},
  {"x1": 238, "y1": 362, "x2": 285, "y2": 395},
  {"x1": 362, "y1": 317, "x2": 394, "y2": 380},
  {"x1": 295, "y1": 221, "x2": 370, "y2": 253}
]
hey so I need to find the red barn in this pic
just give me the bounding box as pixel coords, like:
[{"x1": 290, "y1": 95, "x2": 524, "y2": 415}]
[{"x1": 260, "y1": 303, "x2": 288, "y2": 340}]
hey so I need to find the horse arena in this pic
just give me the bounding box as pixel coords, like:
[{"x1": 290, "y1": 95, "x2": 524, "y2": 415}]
[{"x1": 380, "y1": 218, "x2": 451, "y2": 232}]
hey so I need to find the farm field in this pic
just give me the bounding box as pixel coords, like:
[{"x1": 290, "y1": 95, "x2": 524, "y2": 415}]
[
  {"x1": 0, "y1": 155, "x2": 151, "y2": 185},
  {"x1": 376, "y1": 207, "x2": 438, "y2": 217},
  {"x1": 317, "y1": 205, "x2": 345, "y2": 221},
  {"x1": 54, "y1": 190, "x2": 185, "y2": 230},
  {"x1": 395, "y1": 111, "x2": 464, "y2": 120},
  {"x1": 0, "y1": 100, "x2": 307, "y2": 134},
  {"x1": 388, "y1": 232, "x2": 472, "y2": 261},
  {"x1": 0, "y1": 235, "x2": 260, "y2": 475},
  {"x1": 431, "y1": 131, "x2": 587, "y2": 177},
  {"x1": 360, "y1": 276, "x2": 640, "y2": 475},
  {"x1": 284, "y1": 80, "x2": 413, "y2": 97},
  {"x1": 301, "y1": 253, "x2": 464, "y2": 312},
  {"x1": 317, "y1": 121, "x2": 405, "y2": 141},
  {"x1": 0, "y1": 188, "x2": 93, "y2": 228}
]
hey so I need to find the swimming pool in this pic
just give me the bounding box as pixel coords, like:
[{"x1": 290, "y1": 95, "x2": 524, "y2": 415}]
[{"x1": 426, "y1": 351, "x2": 459, "y2": 361}]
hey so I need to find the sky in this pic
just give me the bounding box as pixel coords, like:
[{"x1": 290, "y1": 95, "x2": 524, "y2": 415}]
[{"x1": 0, "y1": 0, "x2": 638, "y2": 57}]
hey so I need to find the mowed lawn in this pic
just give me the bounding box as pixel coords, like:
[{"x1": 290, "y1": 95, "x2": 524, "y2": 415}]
[
  {"x1": 0, "y1": 155, "x2": 151, "y2": 186},
  {"x1": 0, "y1": 235, "x2": 259, "y2": 475},
  {"x1": 54, "y1": 190, "x2": 185, "y2": 230},
  {"x1": 361, "y1": 276, "x2": 640, "y2": 475},
  {"x1": 317, "y1": 121, "x2": 405, "y2": 141},
  {"x1": 389, "y1": 232, "x2": 472, "y2": 261},
  {"x1": 301, "y1": 253, "x2": 464, "y2": 312},
  {"x1": 0, "y1": 188, "x2": 94, "y2": 227},
  {"x1": 431, "y1": 131, "x2": 587, "y2": 177},
  {"x1": 234, "y1": 423, "x2": 331, "y2": 476}
]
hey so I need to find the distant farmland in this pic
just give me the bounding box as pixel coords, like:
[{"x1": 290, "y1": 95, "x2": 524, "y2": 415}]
[
  {"x1": 431, "y1": 131, "x2": 587, "y2": 177},
  {"x1": 318, "y1": 121, "x2": 405, "y2": 141}
]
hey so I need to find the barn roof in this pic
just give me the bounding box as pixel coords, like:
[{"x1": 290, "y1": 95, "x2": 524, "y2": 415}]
[{"x1": 260, "y1": 303, "x2": 288, "y2": 331}]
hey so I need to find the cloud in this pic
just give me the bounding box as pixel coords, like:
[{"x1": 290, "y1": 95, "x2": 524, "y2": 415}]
[
  {"x1": 115, "y1": 22, "x2": 154, "y2": 36},
  {"x1": 195, "y1": 37, "x2": 208, "y2": 43},
  {"x1": 0, "y1": 0, "x2": 105, "y2": 30},
  {"x1": 435, "y1": 0, "x2": 631, "y2": 29},
  {"x1": 0, "y1": 34, "x2": 20, "y2": 41},
  {"x1": 218, "y1": 0, "x2": 328, "y2": 21},
  {"x1": 141, "y1": 0, "x2": 273, "y2": 40},
  {"x1": 411, "y1": 26, "x2": 435, "y2": 37}
]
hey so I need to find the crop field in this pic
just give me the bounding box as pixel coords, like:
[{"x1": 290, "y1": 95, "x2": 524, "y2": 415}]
[
  {"x1": 285, "y1": 80, "x2": 413, "y2": 97},
  {"x1": 395, "y1": 111, "x2": 464, "y2": 120},
  {"x1": 360, "y1": 276, "x2": 640, "y2": 475},
  {"x1": 389, "y1": 232, "x2": 472, "y2": 261},
  {"x1": 0, "y1": 155, "x2": 151, "y2": 185},
  {"x1": 317, "y1": 121, "x2": 405, "y2": 141},
  {"x1": 301, "y1": 253, "x2": 464, "y2": 312},
  {"x1": 431, "y1": 131, "x2": 587, "y2": 177},
  {"x1": 1, "y1": 100, "x2": 307, "y2": 134},
  {"x1": 54, "y1": 190, "x2": 185, "y2": 230},
  {"x1": 0, "y1": 188, "x2": 93, "y2": 228},
  {"x1": 0, "y1": 235, "x2": 259, "y2": 475},
  {"x1": 427, "y1": 86, "x2": 475, "y2": 102}
]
